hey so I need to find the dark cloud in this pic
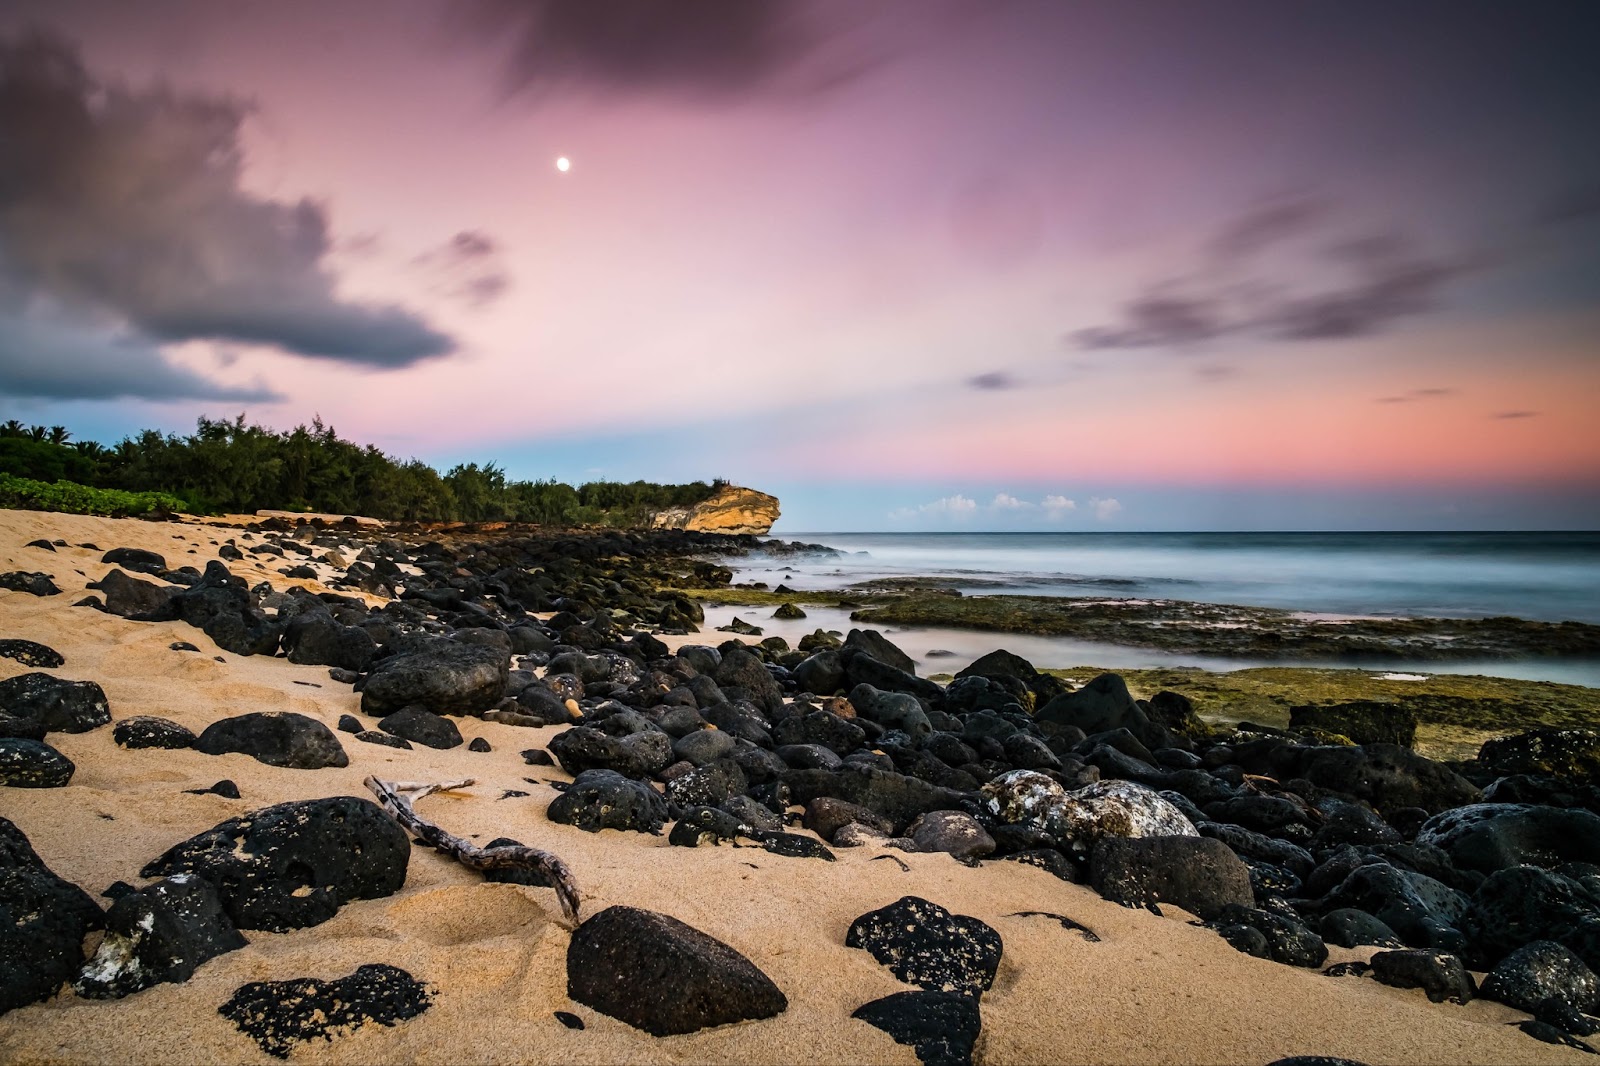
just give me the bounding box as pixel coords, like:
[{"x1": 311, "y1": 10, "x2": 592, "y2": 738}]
[
  {"x1": 1376, "y1": 387, "x2": 1457, "y2": 405},
  {"x1": 967, "y1": 371, "x2": 1016, "y2": 390},
  {"x1": 1071, "y1": 203, "x2": 1472, "y2": 353},
  {"x1": 1492, "y1": 410, "x2": 1540, "y2": 420},
  {"x1": 1208, "y1": 196, "x2": 1329, "y2": 261},
  {"x1": 0, "y1": 32, "x2": 453, "y2": 367},
  {"x1": 414, "y1": 230, "x2": 511, "y2": 308},
  {"x1": 1535, "y1": 183, "x2": 1600, "y2": 226},
  {"x1": 466, "y1": 0, "x2": 873, "y2": 100},
  {"x1": 0, "y1": 312, "x2": 282, "y2": 403}
]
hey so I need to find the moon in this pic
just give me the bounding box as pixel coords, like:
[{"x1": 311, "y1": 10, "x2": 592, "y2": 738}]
[{"x1": 555, "y1": 156, "x2": 571, "y2": 173}]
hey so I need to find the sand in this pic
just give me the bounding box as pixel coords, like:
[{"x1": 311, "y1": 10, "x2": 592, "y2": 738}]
[{"x1": 0, "y1": 509, "x2": 1590, "y2": 1065}]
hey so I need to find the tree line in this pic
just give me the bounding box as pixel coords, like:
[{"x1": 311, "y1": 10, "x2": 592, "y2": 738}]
[{"x1": 0, "y1": 417, "x2": 723, "y2": 525}]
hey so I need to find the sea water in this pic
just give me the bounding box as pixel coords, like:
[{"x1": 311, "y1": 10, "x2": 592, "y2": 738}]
[{"x1": 719, "y1": 531, "x2": 1600, "y2": 685}]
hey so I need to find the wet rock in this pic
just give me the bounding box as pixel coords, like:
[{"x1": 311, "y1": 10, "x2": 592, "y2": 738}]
[
  {"x1": 1417, "y1": 803, "x2": 1600, "y2": 874},
  {"x1": 360, "y1": 641, "x2": 509, "y2": 716},
  {"x1": 0, "y1": 639, "x2": 63, "y2": 669},
  {"x1": 0, "y1": 815, "x2": 104, "y2": 1014},
  {"x1": 906, "y1": 812, "x2": 996, "y2": 864},
  {"x1": 377, "y1": 707, "x2": 463, "y2": 750},
  {"x1": 845, "y1": 629, "x2": 917, "y2": 674},
  {"x1": 1480, "y1": 729, "x2": 1600, "y2": 780},
  {"x1": 141, "y1": 796, "x2": 409, "y2": 932},
  {"x1": 1090, "y1": 835, "x2": 1253, "y2": 920},
  {"x1": 101, "y1": 547, "x2": 167, "y2": 575},
  {"x1": 0, "y1": 737, "x2": 74, "y2": 787},
  {"x1": 845, "y1": 895, "x2": 1002, "y2": 996},
  {"x1": 983, "y1": 772, "x2": 1196, "y2": 859},
  {"x1": 566, "y1": 905, "x2": 786, "y2": 1036},
  {"x1": 1369, "y1": 949, "x2": 1476, "y2": 1003},
  {"x1": 1208, "y1": 904, "x2": 1328, "y2": 967},
  {"x1": 194, "y1": 712, "x2": 348, "y2": 770},
  {"x1": 547, "y1": 769, "x2": 668, "y2": 834},
  {"x1": 0, "y1": 571, "x2": 60, "y2": 596},
  {"x1": 0, "y1": 672, "x2": 110, "y2": 733},
  {"x1": 1289, "y1": 701, "x2": 1417, "y2": 748},
  {"x1": 113, "y1": 716, "x2": 196, "y2": 750},
  {"x1": 74, "y1": 874, "x2": 246, "y2": 999},
  {"x1": 219, "y1": 963, "x2": 432, "y2": 1059},
  {"x1": 1481, "y1": 940, "x2": 1600, "y2": 1016},
  {"x1": 853, "y1": 990, "x2": 981, "y2": 1066},
  {"x1": 548, "y1": 726, "x2": 673, "y2": 779}
]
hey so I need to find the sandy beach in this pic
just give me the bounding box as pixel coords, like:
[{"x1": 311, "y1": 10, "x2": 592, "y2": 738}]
[{"x1": 0, "y1": 509, "x2": 1593, "y2": 1065}]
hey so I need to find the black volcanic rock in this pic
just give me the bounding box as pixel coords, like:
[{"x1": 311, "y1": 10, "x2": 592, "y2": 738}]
[
  {"x1": 74, "y1": 874, "x2": 246, "y2": 999},
  {"x1": 1, "y1": 815, "x2": 103, "y2": 1015},
  {"x1": 219, "y1": 963, "x2": 432, "y2": 1058},
  {"x1": 846, "y1": 896, "x2": 1002, "y2": 997},
  {"x1": 0, "y1": 672, "x2": 110, "y2": 733},
  {"x1": 194, "y1": 712, "x2": 348, "y2": 769},
  {"x1": 0, "y1": 737, "x2": 75, "y2": 787}
]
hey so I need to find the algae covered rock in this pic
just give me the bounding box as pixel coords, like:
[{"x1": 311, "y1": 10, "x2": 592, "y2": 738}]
[{"x1": 982, "y1": 771, "x2": 1196, "y2": 857}]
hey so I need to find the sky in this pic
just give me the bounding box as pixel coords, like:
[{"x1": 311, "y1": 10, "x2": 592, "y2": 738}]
[{"x1": 0, "y1": 0, "x2": 1597, "y2": 531}]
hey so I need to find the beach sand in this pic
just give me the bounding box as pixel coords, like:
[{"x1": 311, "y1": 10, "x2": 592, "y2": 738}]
[{"x1": 0, "y1": 509, "x2": 1590, "y2": 1064}]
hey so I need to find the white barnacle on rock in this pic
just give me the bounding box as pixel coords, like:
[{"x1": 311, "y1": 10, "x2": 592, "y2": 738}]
[{"x1": 983, "y1": 771, "x2": 1195, "y2": 856}]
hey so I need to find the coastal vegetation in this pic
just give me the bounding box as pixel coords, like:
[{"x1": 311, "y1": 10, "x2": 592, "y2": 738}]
[{"x1": 0, "y1": 418, "x2": 721, "y2": 525}]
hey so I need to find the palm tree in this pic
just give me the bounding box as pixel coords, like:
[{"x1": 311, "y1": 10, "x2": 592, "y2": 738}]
[
  {"x1": 71, "y1": 440, "x2": 107, "y2": 460},
  {"x1": 0, "y1": 420, "x2": 24, "y2": 438},
  {"x1": 47, "y1": 425, "x2": 70, "y2": 445},
  {"x1": 25, "y1": 425, "x2": 47, "y2": 441}
]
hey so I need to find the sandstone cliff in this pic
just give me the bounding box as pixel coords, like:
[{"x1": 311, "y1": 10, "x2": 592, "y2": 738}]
[{"x1": 651, "y1": 484, "x2": 779, "y2": 535}]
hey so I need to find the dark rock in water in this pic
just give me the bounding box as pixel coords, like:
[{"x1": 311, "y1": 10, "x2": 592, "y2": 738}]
[
  {"x1": 773, "y1": 603, "x2": 806, "y2": 620},
  {"x1": 547, "y1": 769, "x2": 668, "y2": 834},
  {"x1": 1417, "y1": 803, "x2": 1600, "y2": 874},
  {"x1": 846, "y1": 895, "x2": 1002, "y2": 996},
  {"x1": 1322, "y1": 908, "x2": 1404, "y2": 949},
  {"x1": 194, "y1": 712, "x2": 348, "y2": 769},
  {"x1": 0, "y1": 639, "x2": 63, "y2": 669},
  {"x1": 1369, "y1": 949, "x2": 1476, "y2": 1004},
  {"x1": 1462, "y1": 866, "x2": 1600, "y2": 969},
  {"x1": 1090, "y1": 835, "x2": 1253, "y2": 920},
  {"x1": 566, "y1": 905, "x2": 787, "y2": 1036},
  {"x1": 113, "y1": 716, "x2": 196, "y2": 750},
  {"x1": 853, "y1": 990, "x2": 982, "y2": 1066},
  {"x1": 0, "y1": 571, "x2": 60, "y2": 596},
  {"x1": 219, "y1": 963, "x2": 432, "y2": 1059},
  {"x1": 906, "y1": 812, "x2": 996, "y2": 865},
  {"x1": 468, "y1": 737, "x2": 492, "y2": 753},
  {"x1": 141, "y1": 796, "x2": 409, "y2": 932},
  {"x1": 1481, "y1": 940, "x2": 1600, "y2": 1015},
  {"x1": 337, "y1": 714, "x2": 362, "y2": 734},
  {"x1": 356, "y1": 730, "x2": 411, "y2": 750},
  {"x1": 0, "y1": 672, "x2": 110, "y2": 733},
  {"x1": 74, "y1": 874, "x2": 246, "y2": 999},
  {"x1": 716, "y1": 616, "x2": 763, "y2": 636},
  {"x1": 845, "y1": 629, "x2": 917, "y2": 674},
  {"x1": 1289, "y1": 701, "x2": 1417, "y2": 748},
  {"x1": 0, "y1": 737, "x2": 74, "y2": 787},
  {"x1": 377, "y1": 706, "x2": 463, "y2": 750},
  {"x1": 360, "y1": 641, "x2": 509, "y2": 717},
  {"x1": 548, "y1": 726, "x2": 673, "y2": 779},
  {"x1": 0, "y1": 815, "x2": 104, "y2": 1015},
  {"x1": 1479, "y1": 729, "x2": 1600, "y2": 780},
  {"x1": 1208, "y1": 904, "x2": 1328, "y2": 968},
  {"x1": 753, "y1": 830, "x2": 835, "y2": 860},
  {"x1": 101, "y1": 547, "x2": 167, "y2": 575}
]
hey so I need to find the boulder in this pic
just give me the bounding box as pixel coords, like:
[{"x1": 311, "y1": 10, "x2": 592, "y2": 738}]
[
  {"x1": 1289, "y1": 702, "x2": 1417, "y2": 748},
  {"x1": 113, "y1": 716, "x2": 196, "y2": 750},
  {"x1": 194, "y1": 712, "x2": 348, "y2": 770},
  {"x1": 772, "y1": 710, "x2": 867, "y2": 756},
  {"x1": 649, "y1": 485, "x2": 780, "y2": 535},
  {"x1": 1481, "y1": 940, "x2": 1600, "y2": 1016},
  {"x1": 790, "y1": 651, "x2": 846, "y2": 696},
  {"x1": 1036, "y1": 673, "x2": 1163, "y2": 749},
  {"x1": 1418, "y1": 803, "x2": 1600, "y2": 874},
  {"x1": 1321, "y1": 909, "x2": 1404, "y2": 949},
  {"x1": 96, "y1": 568, "x2": 179, "y2": 618},
  {"x1": 1479, "y1": 729, "x2": 1600, "y2": 780},
  {"x1": 1369, "y1": 949, "x2": 1476, "y2": 1004},
  {"x1": 665, "y1": 759, "x2": 749, "y2": 809},
  {"x1": 714, "y1": 648, "x2": 784, "y2": 715},
  {"x1": 283, "y1": 616, "x2": 377, "y2": 673},
  {"x1": 0, "y1": 571, "x2": 60, "y2": 596},
  {"x1": 846, "y1": 895, "x2": 1002, "y2": 996},
  {"x1": 101, "y1": 547, "x2": 167, "y2": 575},
  {"x1": 905, "y1": 812, "x2": 996, "y2": 864},
  {"x1": 360, "y1": 641, "x2": 509, "y2": 717},
  {"x1": 0, "y1": 815, "x2": 104, "y2": 1014},
  {"x1": 163, "y1": 561, "x2": 282, "y2": 656},
  {"x1": 848, "y1": 684, "x2": 932, "y2": 740},
  {"x1": 74, "y1": 874, "x2": 246, "y2": 999},
  {"x1": 803, "y1": 797, "x2": 895, "y2": 843},
  {"x1": 1236, "y1": 741, "x2": 1479, "y2": 815},
  {"x1": 844, "y1": 629, "x2": 916, "y2": 675},
  {"x1": 547, "y1": 770, "x2": 669, "y2": 834},
  {"x1": 0, "y1": 672, "x2": 110, "y2": 733},
  {"x1": 377, "y1": 707, "x2": 463, "y2": 750},
  {"x1": 1090, "y1": 835, "x2": 1253, "y2": 920},
  {"x1": 0, "y1": 639, "x2": 63, "y2": 669},
  {"x1": 547, "y1": 726, "x2": 673, "y2": 779},
  {"x1": 983, "y1": 772, "x2": 1195, "y2": 858},
  {"x1": 566, "y1": 905, "x2": 787, "y2": 1034},
  {"x1": 1462, "y1": 866, "x2": 1600, "y2": 969},
  {"x1": 140, "y1": 796, "x2": 409, "y2": 931},
  {"x1": 0, "y1": 737, "x2": 75, "y2": 787},
  {"x1": 1321, "y1": 862, "x2": 1469, "y2": 951},
  {"x1": 853, "y1": 990, "x2": 981, "y2": 1066},
  {"x1": 1208, "y1": 904, "x2": 1328, "y2": 968},
  {"x1": 784, "y1": 765, "x2": 966, "y2": 835}
]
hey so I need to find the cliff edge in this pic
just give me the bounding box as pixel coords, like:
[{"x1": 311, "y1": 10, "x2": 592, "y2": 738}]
[{"x1": 651, "y1": 484, "x2": 779, "y2": 535}]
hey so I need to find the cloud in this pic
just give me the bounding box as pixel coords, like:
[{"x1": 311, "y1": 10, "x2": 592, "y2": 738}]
[
  {"x1": 891, "y1": 492, "x2": 1088, "y2": 523},
  {"x1": 968, "y1": 371, "x2": 1016, "y2": 390},
  {"x1": 0, "y1": 310, "x2": 282, "y2": 403},
  {"x1": 1042, "y1": 494, "x2": 1077, "y2": 518},
  {"x1": 0, "y1": 32, "x2": 452, "y2": 367},
  {"x1": 990, "y1": 492, "x2": 1033, "y2": 510},
  {"x1": 1090, "y1": 497, "x2": 1123, "y2": 521},
  {"x1": 1069, "y1": 203, "x2": 1472, "y2": 352},
  {"x1": 414, "y1": 230, "x2": 512, "y2": 308},
  {"x1": 889, "y1": 493, "x2": 979, "y2": 520},
  {"x1": 1376, "y1": 387, "x2": 1457, "y2": 404},
  {"x1": 465, "y1": 0, "x2": 873, "y2": 101},
  {"x1": 1492, "y1": 410, "x2": 1540, "y2": 420}
]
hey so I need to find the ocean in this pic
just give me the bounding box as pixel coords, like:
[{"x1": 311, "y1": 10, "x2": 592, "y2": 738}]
[{"x1": 713, "y1": 531, "x2": 1600, "y2": 686}]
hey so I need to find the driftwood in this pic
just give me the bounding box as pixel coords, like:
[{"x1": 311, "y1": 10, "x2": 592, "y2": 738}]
[{"x1": 364, "y1": 776, "x2": 581, "y2": 925}]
